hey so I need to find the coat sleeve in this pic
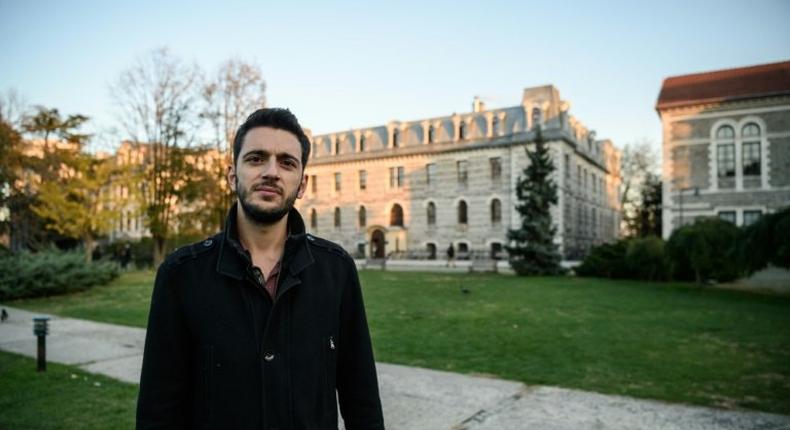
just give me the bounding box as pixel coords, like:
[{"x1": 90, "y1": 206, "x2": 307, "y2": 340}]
[
  {"x1": 336, "y1": 258, "x2": 385, "y2": 430},
  {"x1": 136, "y1": 262, "x2": 191, "y2": 429}
]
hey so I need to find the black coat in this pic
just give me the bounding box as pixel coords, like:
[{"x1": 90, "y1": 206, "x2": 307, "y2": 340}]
[{"x1": 137, "y1": 207, "x2": 384, "y2": 430}]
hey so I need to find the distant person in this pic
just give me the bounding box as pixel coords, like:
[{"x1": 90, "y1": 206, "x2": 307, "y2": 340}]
[
  {"x1": 137, "y1": 108, "x2": 384, "y2": 429},
  {"x1": 120, "y1": 244, "x2": 132, "y2": 270},
  {"x1": 446, "y1": 243, "x2": 456, "y2": 268}
]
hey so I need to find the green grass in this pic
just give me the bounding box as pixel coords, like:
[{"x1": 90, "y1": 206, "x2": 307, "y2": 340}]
[
  {"x1": 8, "y1": 270, "x2": 790, "y2": 414},
  {"x1": 0, "y1": 350, "x2": 137, "y2": 429}
]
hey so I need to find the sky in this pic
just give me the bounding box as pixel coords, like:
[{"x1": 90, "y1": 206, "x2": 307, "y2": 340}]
[{"x1": 1, "y1": 0, "x2": 789, "y2": 156}]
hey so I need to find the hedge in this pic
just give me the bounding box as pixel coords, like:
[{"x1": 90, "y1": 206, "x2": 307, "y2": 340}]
[{"x1": 0, "y1": 250, "x2": 119, "y2": 301}]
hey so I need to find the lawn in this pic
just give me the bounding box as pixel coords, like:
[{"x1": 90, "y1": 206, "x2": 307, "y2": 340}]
[
  {"x1": 0, "y1": 350, "x2": 137, "y2": 429},
  {"x1": 8, "y1": 269, "x2": 790, "y2": 415}
]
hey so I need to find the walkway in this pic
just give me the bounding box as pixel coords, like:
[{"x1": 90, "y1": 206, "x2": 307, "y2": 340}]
[{"x1": 1, "y1": 305, "x2": 788, "y2": 430}]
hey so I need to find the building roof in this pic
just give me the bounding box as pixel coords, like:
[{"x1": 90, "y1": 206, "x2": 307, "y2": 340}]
[{"x1": 656, "y1": 60, "x2": 790, "y2": 111}]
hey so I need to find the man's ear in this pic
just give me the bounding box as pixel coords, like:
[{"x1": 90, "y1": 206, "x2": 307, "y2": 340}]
[
  {"x1": 297, "y1": 174, "x2": 308, "y2": 199},
  {"x1": 227, "y1": 164, "x2": 237, "y2": 193}
]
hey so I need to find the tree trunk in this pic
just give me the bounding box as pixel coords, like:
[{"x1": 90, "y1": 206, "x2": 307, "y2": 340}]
[
  {"x1": 83, "y1": 235, "x2": 95, "y2": 264},
  {"x1": 153, "y1": 235, "x2": 167, "y2": 267}
]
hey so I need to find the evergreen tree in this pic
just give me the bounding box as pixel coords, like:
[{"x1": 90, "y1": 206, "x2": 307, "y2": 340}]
[{"x1": 506, "y1": 127, "x2": 563, "y2": 275}]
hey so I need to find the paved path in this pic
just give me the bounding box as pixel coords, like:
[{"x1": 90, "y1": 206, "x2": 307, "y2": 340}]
[{"x1": 1, "y1": 305, "x2": 789, "y2": 430}]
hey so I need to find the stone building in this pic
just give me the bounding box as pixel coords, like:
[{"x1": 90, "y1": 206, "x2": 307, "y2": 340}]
[
  {"x1": 297, "y1": 85, "x2": 621, "y2": 260},
  {"x1": 656, "y1": 61, "x2": 790, "y2": 238}
]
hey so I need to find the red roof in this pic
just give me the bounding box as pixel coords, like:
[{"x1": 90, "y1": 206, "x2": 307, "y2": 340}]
[{"x1": 656, "y1": 60, "x2": 790, "y2": 111}]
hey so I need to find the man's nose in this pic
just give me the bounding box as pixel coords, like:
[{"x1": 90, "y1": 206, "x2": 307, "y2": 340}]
[{"x1": 260, "y1": 157, "x2": 280, "y2": 177}]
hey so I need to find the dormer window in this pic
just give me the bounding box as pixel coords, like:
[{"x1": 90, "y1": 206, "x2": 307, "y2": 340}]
[
  {"x1": 392, "y1": 129, "x2": 399, "y2": 148},
  {"x1": 428, "y1": 125, "x2": 435, "y2": 143},
  {"x1": 458, "y1": 122, "x2": 466, "y2": 140},
  {"x1": 359, "y1": 135, "x2": 366, "y2": 152},
  {"x1": 492, "y1": 116, "x2": 499, "y2": 136}
]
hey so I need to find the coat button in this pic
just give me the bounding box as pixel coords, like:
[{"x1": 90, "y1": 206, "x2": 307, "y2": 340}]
[{"x1": 263, "y1": 352, "x2": 275, "y2": 362}]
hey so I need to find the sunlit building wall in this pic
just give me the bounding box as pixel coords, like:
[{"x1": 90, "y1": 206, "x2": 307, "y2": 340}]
[{"x1": 297, "y1": 85, "x2": 621, "y2": 260}]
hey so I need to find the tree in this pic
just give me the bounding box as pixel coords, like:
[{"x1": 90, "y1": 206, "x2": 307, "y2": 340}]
[
  {"x1": 32, "y1": 151, "x2": 134, "y2": 262},
  {"x1": 619, "y1": 139, "x2": 659, "y2": 236},
  {"x1": 110, "y1": 48, "x2": 202, "y2": 266},
  {"x1": 506, "y1": 127, "x2": 563, "y2": 275},
  {"x1": 0, "y1": 119, "x2": 24, "y2": 241},
  {"x1": 633, "y1": 172, "x2": 662, "y2": 237},
  {"x1": 199, "y1": 59, "x2": 267, "y2": 233}
]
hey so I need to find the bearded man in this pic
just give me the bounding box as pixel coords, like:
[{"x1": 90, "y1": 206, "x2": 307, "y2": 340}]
[{"x1": 137, "y1": 108, "x2": 385, "y2": 430}]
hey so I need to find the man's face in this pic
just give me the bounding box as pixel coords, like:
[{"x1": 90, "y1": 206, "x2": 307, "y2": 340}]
[{"x1": 228, "y1": 127, "x2": 307, "y2": 225}]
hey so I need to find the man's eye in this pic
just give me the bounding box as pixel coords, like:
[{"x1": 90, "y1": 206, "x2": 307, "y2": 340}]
[
  {"x1": 281, "y1": 159, "x2": 297, "y2": 168},
  {"x1": 247, "y1": 156, "x2": 263, "y2": 163}
]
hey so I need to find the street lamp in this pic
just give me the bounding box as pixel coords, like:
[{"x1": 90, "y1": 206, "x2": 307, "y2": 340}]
[
  {"x1": 33, "y1": 317, "x2": 50, "y2": 372},
  {"x1": 678, "y1": 186, "x2": 700, "y2": 228}
]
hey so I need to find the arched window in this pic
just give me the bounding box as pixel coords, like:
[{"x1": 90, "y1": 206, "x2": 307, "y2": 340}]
[
  {"x1": 358, "y1": 206, "x2": 366, "y2": 227},
  {"x1": 390, "y1": 204, "x2": 404, "y2": 227},
  {"x1": 428, "y1": 125, "x2": 435, "y2": 143},
  {"x1": 458, "y1": 200, "x2": 468, "y2": 224},
  {"x1": 310, "y1": 209, "x2": 317, "y2": 229},
  {"x1": 334, "y1": 207, "x2": 341, "y2": 228},
  {"x1": 392, "y1": 129, "x2": 400, "y2": 148},
  {"x1": 427, "y1": 202, "x2": 436, "y2": 226},
  {"x1": 457, "y1": 242, "x2": 469, "y2": 253},
  {"x1": 490, "y1": 199, "x2": 502, "y2": 225},
  {"x1": 490, "y1": 242, "x2": 503, "y2": 260},
  {"x1": 742, "y1": 123, "x2": 761, "y2": 176},
  {"x1": 716, "y1": 125, "x2": 735, "y2": 140},
  {"x1": 426, "y1": 243, "x2": 437, "y2": 260},
  {"x1": 458, "y1": 122, "x2": 466, "y2": 140}
]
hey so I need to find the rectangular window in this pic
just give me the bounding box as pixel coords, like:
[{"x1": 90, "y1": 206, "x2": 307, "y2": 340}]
[
  {"x1": 577, "y1": 165, "x2": 582, "y2": 189},
  {"x1": 397, "y1": 166, "x2": 404, "y2": 188},
  {"x1": 564, "y1": 154, "x2": 570, "y2": 179},
  {"x1": 743, "y1": 210, "x2": 762, "y2": 226},
  {"x1": 490, "y1": 157, "x2": 502, "y2": 181},
  {"x1": 718, "y1": 211, "x2": 736, "y2": 224},
  {"x1": 717, "y1": 144, "x2": 735, "y2": 178},
  {"x1": 389, "y1": 167, "x2": 395, "y2": 188},
  {"x1": 742, "y1": 142, "x2": 761, "y2": 176},
  {"x1": 334, "y1": 172, "x2": 341, "y2": 192},
  {"x1": 359, "y1": 170, "x2": 367, "y2": 190},
  {"x1": 311, "y1": 175, "x2": 317, "y2": 193},
  {"x1": 426, "y1": 163, "x2": 436, "y2": 185},
  {"x1": 457, "y1": 160, "x2": 468, "y2": 185}
]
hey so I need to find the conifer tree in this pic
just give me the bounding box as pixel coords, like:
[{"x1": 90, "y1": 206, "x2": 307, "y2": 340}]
[{"x1": 506, "y1": 127, "x2": 563, "y2": 275}]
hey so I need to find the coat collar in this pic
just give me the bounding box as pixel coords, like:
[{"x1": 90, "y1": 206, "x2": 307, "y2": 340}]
[{"x1": 216, "y1": 204, "x2": 314, "y2": 281}]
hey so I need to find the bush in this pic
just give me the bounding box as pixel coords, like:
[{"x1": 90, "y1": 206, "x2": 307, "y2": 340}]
[
  {"x1": 625, "y1": 236, "x2": 670, "y2": 281},
  {"x1": 738, "y1": 206, "x2": 790, "y2": 274},
  {"x1": 0, "y1": 250, "x2": 119, "y2": 301},
  {"x1": 666, "y1": 217, "x2": 740, "y2": 283},
  {"x1": 576, "y1": 237, "x2": 669, "y2": 281},
  {"x1": 576, "y1": 240, "x2": 630, "y2": 279}
]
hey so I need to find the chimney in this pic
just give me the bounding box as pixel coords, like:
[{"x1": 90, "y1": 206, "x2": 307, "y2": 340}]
[{"x1": 472, "y1": 96, "x2": 485, "y2": 113}]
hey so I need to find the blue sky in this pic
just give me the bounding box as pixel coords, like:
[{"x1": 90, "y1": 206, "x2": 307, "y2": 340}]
[{"x1": 1, "y1": 0, "x2": 789, "y2": 154}]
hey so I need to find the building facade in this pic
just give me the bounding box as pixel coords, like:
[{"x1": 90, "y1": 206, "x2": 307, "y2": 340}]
[
  {"x1": 656, "y1": 61, "x2": 790, "y2": 238},
  {"x1": 297, "y1": 85, "x2": 621, "y2": 260}
]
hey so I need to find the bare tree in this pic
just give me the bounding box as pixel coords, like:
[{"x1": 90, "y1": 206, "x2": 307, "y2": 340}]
[
  {"x1": 110, "y1": 47, "x2": 202, "y2": 266},
  {"x1": 200, "y1": 58, "x2": 267, "y2": 232},
  {"x1": 619, "y1": 139, "x2": 659, "y2": 236},
  {"x1": 0, "y1": 88, "x2": 28, "y2": 127}
]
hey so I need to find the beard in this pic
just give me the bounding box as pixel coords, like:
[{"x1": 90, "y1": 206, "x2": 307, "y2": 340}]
[{"x1": 236, "y1": 178, "x2": 300, "y2": 226}]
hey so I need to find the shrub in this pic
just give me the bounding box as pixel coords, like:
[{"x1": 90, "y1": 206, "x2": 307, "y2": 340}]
[
  {"x1": 0, "y1": 250, "x2": 119, "y2": 301},
  {"x1": 666, "y1": 217, "x2": 740, "y2": 283},
  {"x1": 625, "y1": 236, "x2": 670, "y2": 281},
  {"x1": 738, "y1": 206, "x2": 790, "y2": 274},
  {"x1": 575, "y1": 240, "x2": 630, "y2": 278}
]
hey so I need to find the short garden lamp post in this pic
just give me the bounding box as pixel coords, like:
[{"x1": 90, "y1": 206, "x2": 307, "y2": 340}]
[{"x1": 33, "y1": 317, "x2": 50, "y2": 372}]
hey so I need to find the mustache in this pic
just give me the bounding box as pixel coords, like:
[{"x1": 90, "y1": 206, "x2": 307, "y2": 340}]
[{"x1": 251, "y1": 180, "x2": 283, "y2": 195}]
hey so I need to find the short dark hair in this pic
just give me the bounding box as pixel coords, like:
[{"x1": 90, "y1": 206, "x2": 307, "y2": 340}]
[{"x1": 233, "y1": 108, "x2": 311, "y2": 169}]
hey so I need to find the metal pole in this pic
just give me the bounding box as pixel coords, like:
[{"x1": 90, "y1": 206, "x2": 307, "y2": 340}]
[{"x1": 37, "y1": 335, "x2": 46, "y2": 372}]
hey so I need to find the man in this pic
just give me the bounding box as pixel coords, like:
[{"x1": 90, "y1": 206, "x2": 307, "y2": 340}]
[{"x1": 137, "y1": 108, "x2": 385, "y2": 429}]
